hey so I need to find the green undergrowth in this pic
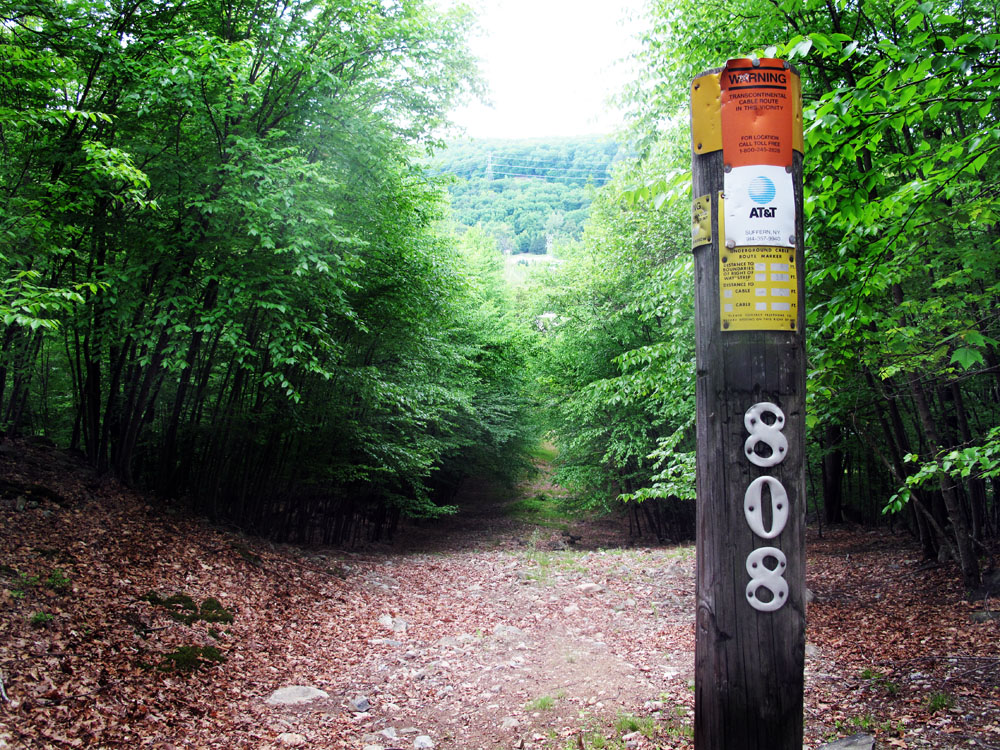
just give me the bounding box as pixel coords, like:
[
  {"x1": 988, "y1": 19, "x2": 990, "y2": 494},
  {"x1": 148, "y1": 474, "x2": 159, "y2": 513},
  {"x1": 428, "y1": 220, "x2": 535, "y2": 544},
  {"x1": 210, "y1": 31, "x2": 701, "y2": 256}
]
[
  {"x1": 529, "y1": 441, "x2": 559, "y2": 463},
  {"x1": 926, "y1": 691, "x2": 953, "y2": 713},
  {"x1": 562, "y1": 708, "x2": 684, "y2": 750},
  {"x1": 658, "y1": 703, "x2": 694, "y2": 740},
  {"x1": 29, "y1": 611, "x2": 54, "y2": 627},
  {"x1": 860, "y1": 667, "x2": 899, "y2": 696},
  {"x1": 525, "y1": 694, "x2": 557, "y2": 711},
  {"x1": 508, "y1": 440, "x2": 577, "y2": 528},
  {"x1": 829, "y1": 713, "x2": 904, "y2": 739},
  {"x1": 507, "y1": 491, "x2": 573, "y2": 529},
  {"x1": 518, "y1": 534, "x2": 588, "y2": 584},
  {"x1": 3, "y1": 566, "x2": 72, "y2": 599},
  {"x1": 614, "y1": 712, "x2": 656, "y2": 737},
  {"x1": 133, "y1": 593, "x2": 233, "y2": 674}
]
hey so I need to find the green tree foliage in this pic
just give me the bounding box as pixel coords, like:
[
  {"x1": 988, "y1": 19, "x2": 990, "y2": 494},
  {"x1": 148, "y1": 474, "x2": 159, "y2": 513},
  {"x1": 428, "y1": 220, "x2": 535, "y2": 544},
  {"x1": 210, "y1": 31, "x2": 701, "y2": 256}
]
[
  {"x1": 427, "y1": 137, "x2": 625, "y2": 253},
  {"x1": 431, "y1": 136, "x2": 623, "y2": 180},
  {"x1": 0, "y1": 0, "x2": 531, "y2": 542},
  {"x1": 621, "y1": 0, "x2": 999, "y2": 588},
  {"x1": 525, "y1": 137, "x2": 697, "y2": 541}
]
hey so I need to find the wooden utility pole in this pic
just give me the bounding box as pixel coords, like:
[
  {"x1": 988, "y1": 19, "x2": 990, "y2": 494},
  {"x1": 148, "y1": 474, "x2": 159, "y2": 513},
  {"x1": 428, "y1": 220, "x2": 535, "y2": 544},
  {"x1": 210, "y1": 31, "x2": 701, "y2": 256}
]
[{"x1": 690, "y1": 59, "x2": 806, "y2": 750}]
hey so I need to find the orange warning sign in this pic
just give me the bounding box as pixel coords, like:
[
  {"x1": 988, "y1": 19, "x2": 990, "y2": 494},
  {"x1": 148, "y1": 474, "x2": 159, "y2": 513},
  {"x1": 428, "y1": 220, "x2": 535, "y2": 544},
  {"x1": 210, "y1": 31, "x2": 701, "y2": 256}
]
[{"x1": 721, "y1": 58, "x2": 793, "y2": 168}]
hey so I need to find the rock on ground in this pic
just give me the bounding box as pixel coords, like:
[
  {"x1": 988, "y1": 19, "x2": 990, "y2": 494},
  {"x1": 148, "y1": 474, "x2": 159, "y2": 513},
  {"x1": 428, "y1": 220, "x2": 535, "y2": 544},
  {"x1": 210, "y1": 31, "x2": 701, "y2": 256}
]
[
  {"x1": 265, "y1": 686, "x2": 329, "y2": 705},
  {"x1": 819, "y1": 734, "x2": 875, "y2": 750}
]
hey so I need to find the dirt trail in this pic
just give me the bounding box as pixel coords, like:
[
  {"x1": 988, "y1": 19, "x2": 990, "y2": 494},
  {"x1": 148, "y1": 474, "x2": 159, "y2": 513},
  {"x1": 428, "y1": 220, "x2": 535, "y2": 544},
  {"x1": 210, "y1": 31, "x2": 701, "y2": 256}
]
[
  {"x1": 302, "y1": 469, "x2": 1000, "y2": 750},
  {"x1": 335, "y1": 547, "x2": 696, "y2": 750},
  {"x1": 389, "y1": 463, "x2": 634, "y2": 554},
  {"x1": 328, "y1": 470, "x2": 699, "y2": 750},
  {"x1": 2, "y1": 440, "x2": 997, "y2": 750}
]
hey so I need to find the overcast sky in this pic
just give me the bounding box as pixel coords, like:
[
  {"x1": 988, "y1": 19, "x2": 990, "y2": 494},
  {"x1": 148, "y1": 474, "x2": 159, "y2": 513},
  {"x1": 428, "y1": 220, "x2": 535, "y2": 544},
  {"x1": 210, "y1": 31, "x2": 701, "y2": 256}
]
[{"x1": 446, "y1": 0, "x2": 647, "y2": 139}]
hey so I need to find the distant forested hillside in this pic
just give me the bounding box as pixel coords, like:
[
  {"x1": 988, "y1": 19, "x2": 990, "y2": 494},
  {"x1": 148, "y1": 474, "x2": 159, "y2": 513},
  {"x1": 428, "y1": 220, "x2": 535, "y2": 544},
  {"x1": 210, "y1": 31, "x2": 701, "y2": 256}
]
[{"x1": 428, "y1": 137, "x2": 628, "y2": 254}]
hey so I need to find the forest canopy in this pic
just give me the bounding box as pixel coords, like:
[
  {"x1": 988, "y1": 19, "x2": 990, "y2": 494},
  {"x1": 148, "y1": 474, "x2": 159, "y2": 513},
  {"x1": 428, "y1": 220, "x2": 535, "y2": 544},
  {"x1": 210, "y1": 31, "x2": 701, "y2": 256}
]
[
  {"x1": 0, "y1": 0, "x2": 533, "y2": 542},
  {"x1": 426, "y1": 136, "x2": 626, "y2": 254},
  {"x1": 523, "y1": 0, "x2": 1000, "y2": 589},
  {"x1": 1, "y1": 0, "x2": 997, "y2": 593}
]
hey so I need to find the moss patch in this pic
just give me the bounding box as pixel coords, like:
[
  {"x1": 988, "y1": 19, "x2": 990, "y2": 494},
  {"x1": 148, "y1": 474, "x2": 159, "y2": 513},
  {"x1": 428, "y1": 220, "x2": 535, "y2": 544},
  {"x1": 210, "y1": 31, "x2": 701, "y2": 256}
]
[
  {"x1": 232, "y1": 542, "x2": 262, "y2": 567},
  {"x1": 198, "y1": 597, "x2": 234, "y2": 624},
  {"x1": 157, "y1": 645, "x2": 226, "y2": 672},
  {"x1": 142, "y1": 591, "x2": 234, "y2": 625}
]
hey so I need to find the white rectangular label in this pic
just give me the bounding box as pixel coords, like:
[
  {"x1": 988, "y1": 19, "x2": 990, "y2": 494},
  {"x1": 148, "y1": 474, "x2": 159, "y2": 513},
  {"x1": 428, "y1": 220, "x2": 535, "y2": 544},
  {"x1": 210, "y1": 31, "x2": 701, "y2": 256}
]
[{"x1": 724, "y1": 165, "x2": 795, "y2": 248}]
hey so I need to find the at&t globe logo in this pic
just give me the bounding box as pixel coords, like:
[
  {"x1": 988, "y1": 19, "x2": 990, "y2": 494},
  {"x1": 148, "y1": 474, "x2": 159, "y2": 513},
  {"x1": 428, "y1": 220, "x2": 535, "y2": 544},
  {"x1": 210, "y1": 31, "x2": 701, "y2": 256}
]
[
  {"x1": 748, "y1": 175, "x2": 776, "y2": 203},
  {"x1": 748, "y1": 175, "x2": 777, "y2": 218}
]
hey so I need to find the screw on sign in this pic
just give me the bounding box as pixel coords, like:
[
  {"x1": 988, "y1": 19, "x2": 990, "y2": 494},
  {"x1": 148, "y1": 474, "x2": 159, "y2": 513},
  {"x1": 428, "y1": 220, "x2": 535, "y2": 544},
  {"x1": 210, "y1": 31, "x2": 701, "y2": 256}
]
[{"x1": 742, "y1": 401, "x2": 789, "y2": 612}]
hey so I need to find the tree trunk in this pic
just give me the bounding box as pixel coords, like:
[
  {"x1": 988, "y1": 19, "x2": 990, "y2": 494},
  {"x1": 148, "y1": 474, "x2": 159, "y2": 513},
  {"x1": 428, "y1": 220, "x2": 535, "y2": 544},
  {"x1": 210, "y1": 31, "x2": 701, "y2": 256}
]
[
  {"x1": 821, "y1": 423, "x2": 844, "y2": 523},
  {"x1": 160, "y1": 279, "x2": 220, "y2": 496},
  {"x1": 906, "y1": 370, "x2": 981, "y2": 589},
  {"x1": 889, "y1": 283, "x2": 980, "y2": 589},
  {"x1": 951, "y1": 382, "x2": 988, "y2": 543}
]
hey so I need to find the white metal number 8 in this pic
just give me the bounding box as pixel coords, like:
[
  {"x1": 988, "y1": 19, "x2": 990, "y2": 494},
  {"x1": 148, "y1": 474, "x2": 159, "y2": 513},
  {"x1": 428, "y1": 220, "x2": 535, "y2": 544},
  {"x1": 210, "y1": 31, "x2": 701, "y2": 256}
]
[
  {"x1": 745, "y1": 547, "x2": 788, "y2": 612},
  {"x1": 743, "y1": 476, "x2": 788, "y2": 539},
  {"x1": 743, "y1": 402, "x2": 787, "y2": 468}
]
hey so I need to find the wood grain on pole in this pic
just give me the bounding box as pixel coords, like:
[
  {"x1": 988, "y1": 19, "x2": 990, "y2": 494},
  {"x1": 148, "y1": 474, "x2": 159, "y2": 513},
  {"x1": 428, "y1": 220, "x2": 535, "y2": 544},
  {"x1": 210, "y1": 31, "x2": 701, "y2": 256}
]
[{"x1": 692, "y1": 66, "x2": 806, "y2": 750}]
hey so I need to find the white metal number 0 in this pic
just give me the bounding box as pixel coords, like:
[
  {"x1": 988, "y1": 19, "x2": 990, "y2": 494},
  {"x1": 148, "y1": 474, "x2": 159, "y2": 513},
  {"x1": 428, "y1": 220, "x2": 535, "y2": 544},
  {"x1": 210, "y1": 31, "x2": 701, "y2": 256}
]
[
  {"x1": 743, "y1": 402, "x2": 789, "y2": 612},
  {"x1": 743, "y1": 476, "x2": 788, "y2": 539}
]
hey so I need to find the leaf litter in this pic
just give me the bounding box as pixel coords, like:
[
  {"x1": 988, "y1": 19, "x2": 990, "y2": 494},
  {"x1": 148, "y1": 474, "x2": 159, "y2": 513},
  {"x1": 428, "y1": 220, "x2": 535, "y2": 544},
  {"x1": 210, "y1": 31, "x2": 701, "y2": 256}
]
[{"x1": 0, "y1": 440, "x2": 997, "y2": 749}]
